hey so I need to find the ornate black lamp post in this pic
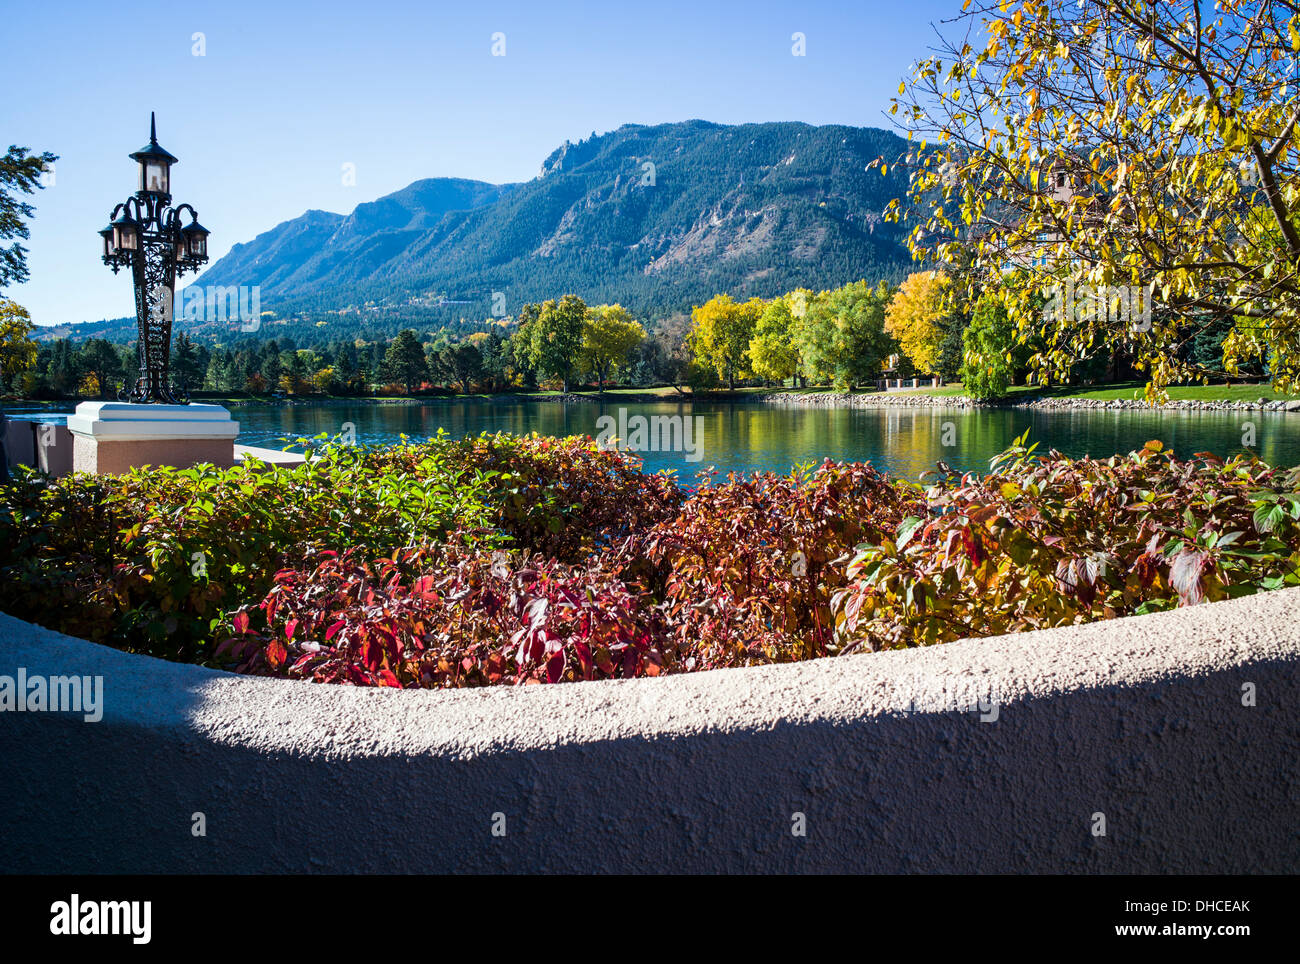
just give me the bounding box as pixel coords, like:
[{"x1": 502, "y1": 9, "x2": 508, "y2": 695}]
[{"x1": 100, "y1": 113, "x2": 210, "y2": 404}]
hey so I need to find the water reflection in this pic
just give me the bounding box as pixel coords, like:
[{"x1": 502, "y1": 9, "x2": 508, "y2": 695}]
[{"x1": 219, "y1": 399, "x2": 1298, "y2": 480}]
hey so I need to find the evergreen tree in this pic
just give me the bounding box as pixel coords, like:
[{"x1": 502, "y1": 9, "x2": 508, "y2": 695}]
[
  {"x1": 47, "y1": 339, "x2": 76, "y2": 395},
  {"x1": 382, "y1": 329, "x2": 429, "y2": 393},
  {"x1": 76, "y1": 338, "x2": 124, "y2": 399},
  {"x1": 259, "y1": 341, "x2": 283, "y2": 393},
  {"x1": 285, "y1": 349, "x2": 309, "y2": 393},
  {"x1": 480, "y1": 329, "x2": 513, "y2": 391},
  {"x1": 171, "y1": 333, "x2": 206, "y2": 393},
  {"x1": 1, "y1": 145, "x2": 58, "y2": 289},
  {"x1": 332, "y1": 341, "x2": 361, "y2": 393},
  {"x1": 204, "y1": 350, "x2": 230, "y2": 392},
  {"x1": 433, "y1": 341, "x2": 483, "y2": 394}
]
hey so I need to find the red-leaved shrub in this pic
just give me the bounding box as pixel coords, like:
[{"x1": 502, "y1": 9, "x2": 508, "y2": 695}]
[
  {"x1": 218, "y1": 542, "x2": 673, "y2": 687},
  {"x1": 831, "y1": 439, "x2": 1300, "y2": 650},
  {"x1": 621, "y1": 459, "x2": 926, "y2": 666}
]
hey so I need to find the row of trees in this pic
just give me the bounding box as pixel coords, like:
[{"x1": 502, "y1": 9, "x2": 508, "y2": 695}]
[
  {"x1": 201, "y1": 331, "x2": 522, "y2": 397},
  {"x1": 509, "y1": 296, "x2": 648, "y2": 392},
  {"x1": 14, "y1": 307, "x2": 664, "y2": 400},
  {"x1": 0, "y1": 278, "x2": 1098, "y2": 401},
  {"x1": 18, "y1": 333, "x2": 207, "y2": 399},
  {"x1": 10, "y1": 271, "x2": 1259, "y2": 401},
  {"x1": 687, "y1": 275, "x2": 969, "y2": 392}
]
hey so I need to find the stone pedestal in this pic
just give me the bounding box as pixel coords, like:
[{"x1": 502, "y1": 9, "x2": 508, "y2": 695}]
[{"x1": 67, "y1": 402, "x2": 240, "y2": 475}]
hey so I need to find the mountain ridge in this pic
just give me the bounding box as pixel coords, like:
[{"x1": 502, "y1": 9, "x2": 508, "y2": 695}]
[{"x1": 189, "y1": 119, "x2": 919, "y2": 323}]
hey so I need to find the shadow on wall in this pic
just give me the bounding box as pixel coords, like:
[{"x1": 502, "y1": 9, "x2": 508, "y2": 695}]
[
  {"x1": 0, "y1": 661, "x2": 1295, "y2": 874},
  {"x1": 2, "y1": 419, "x2": 73, "y2": 477}
]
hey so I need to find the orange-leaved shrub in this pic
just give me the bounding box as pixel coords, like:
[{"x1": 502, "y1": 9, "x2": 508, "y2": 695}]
[{"x1": 831, "y1": 436, "x2": 1300, "y2": 652}]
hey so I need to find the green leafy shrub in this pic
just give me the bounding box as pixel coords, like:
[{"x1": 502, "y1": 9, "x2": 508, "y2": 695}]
[
  {"x1": 0, "y1": 441, "x2": 501, "y2": 660},
  {"x1": 366, "y1": 432, "x2": 683, "y2": 561}
]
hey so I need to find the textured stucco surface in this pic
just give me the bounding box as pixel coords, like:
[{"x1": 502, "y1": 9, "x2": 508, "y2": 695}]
[
  {"x1": 71, "y1": 436, "x2": 237, "y2": 474},
  {"x1": 1, "y1": 589, "x2": 1297, "y2": 874},
  {"x1": 3, "y1": 420, "x2": 72, "y2": 477}
]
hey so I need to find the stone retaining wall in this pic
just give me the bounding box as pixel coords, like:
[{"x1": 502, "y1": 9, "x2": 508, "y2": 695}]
[{"x1": 763, "y1": 390, "x2": 1300, "y2": 414}]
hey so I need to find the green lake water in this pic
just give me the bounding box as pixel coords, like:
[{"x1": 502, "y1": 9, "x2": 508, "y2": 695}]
[
  {"x1": 11, "y1": 398, "x2": 1295, "y2": 480},
  {"x1": 218, "y1": 398, "x2": 1298, "y2": 480}
]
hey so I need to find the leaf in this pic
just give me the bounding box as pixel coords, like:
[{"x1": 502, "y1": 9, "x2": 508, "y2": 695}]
[
  {"x1": 1253, "y1": 502, "x2": 1285, "y2": 534},
  {"x1": 960, "y1": 525, "x2": 987, "y2": 565},
  {"x1": 546, "y1": 648, "x2": 566, "y2": 684},
  {"x1": 266, "y1": 638, "x2": 288, "y2": 670},
  {"x1": 1169, "y1": 549, "x2": 1209, "y2": 605},
  {"x1": 896, "y1": 516, "x2": 925, "y2": 551}
]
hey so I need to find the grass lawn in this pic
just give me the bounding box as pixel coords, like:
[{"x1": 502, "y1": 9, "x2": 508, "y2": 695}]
[
  {"x1": 769, "y1": 383, "x2": 1038, "y2": 399},
  {"x1": 537, "y1": 386, "x2": 773, "y2": 399},
  {"x1": 1042, "y1": 382, "x2": 1300, "y2": 402},
  {"x1": 850, "y1": 380, "x2": 1300, "y2": 402}
]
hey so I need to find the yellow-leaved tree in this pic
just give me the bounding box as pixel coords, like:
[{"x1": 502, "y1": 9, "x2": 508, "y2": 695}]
[
  {"x1": 689, "y1": 294, "x2": 765, "y2": 390},
  {"x1": 885, "y1": 271, "x2": 949, "y2": 375},
  {"x1": 748, "y1": 294, "x2": 803, "y2": 385},
  {"x1": 0, "y1": 297, "x2": 38, "y2": 390},
  {"x1": 579, "y1": 304, "x2": 645, "y2": 391},
  {"x1": 888, "y1": 0, "x2": 1300, "y2": 396}
]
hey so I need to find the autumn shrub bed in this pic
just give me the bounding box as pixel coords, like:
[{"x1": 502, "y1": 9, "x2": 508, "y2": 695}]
[
  {"x1": 1, "y1": 432, "x2": 1298, "y2": 686},
  {"x1": 0, "y1": 432, "x2": 670, "y2": 661}
]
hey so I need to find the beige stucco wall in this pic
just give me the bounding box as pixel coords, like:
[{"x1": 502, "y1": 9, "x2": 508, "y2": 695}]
[{"x1": 0, "y1": 588, "x2": 1297, "y2": 873}]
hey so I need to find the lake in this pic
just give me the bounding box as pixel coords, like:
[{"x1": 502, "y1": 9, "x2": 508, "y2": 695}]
[{"x1": 10, "y1": 398, "x2": 1296, "y2": 480}]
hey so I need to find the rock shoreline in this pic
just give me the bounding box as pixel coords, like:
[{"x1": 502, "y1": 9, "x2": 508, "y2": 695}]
[
  {"x1": 189, "y1": 390, "x2": 1300, "y2": 414},
  {"x1": 762, "y1": 390, "x2": 1300, "y2": 414}
]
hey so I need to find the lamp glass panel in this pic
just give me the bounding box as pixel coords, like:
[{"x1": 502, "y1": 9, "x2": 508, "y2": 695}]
[{"x1": 144, "y1": 160, "x2": 169, "y2": 194}]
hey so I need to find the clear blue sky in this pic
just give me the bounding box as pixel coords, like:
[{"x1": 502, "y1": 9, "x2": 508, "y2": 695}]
[{"x1": 4, "y1": 0, "x2": 958, "y2": 325}]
